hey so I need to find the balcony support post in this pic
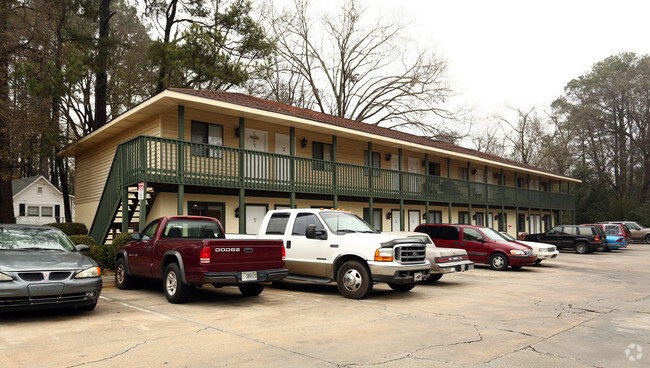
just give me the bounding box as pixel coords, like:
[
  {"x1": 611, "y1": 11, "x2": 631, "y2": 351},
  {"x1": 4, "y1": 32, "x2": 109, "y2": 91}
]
[
  {"x1": 177, "y1": 184, "x2": 184, "y2": 215},
  {"x1": 239, "y1": 188, "x2": 246, "y2": 234},
  {"x1": 290, "y1": 127, "x2": 296, "y2": 208},
  {"x1": 333, "y1": 135, "x2": 338, "y2": 208},
  {"x1": 139, "y1": 182, "x2": 147, "y2": 232},
  {"x1": 400, "y1": 199, "x2": 404, "y2": 231},
  {"x1": 368, "y1": 197, "x2": 374, "y2": 228},
  {"x1": 122, "y1": 185, "x2": 129, "y2": 233},
  {"x1": 448, "y1": 202, "x2": 452, "y2": 224},
  {"x1": 425, "y1": 201, "x2": 429, "y2": 223}
]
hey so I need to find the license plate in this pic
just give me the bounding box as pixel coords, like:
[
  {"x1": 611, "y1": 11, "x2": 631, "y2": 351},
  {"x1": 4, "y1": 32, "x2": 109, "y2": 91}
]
[
  {"x1": 413, "y1": 272, "x2": 423, "y2": 282},
  {"x1": 241, "y1": 271, "x2": 257, "y2": 282},
  {"x1": 467, "y1": 264, "x2": 474, "y2": 270}
]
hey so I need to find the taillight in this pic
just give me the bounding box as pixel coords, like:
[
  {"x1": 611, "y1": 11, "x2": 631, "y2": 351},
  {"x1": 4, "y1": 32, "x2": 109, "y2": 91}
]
[
  {"x1": 594, "y1": 236, "x2": 601, "y2": 241},
  {"x1": 282, "y1": 245, "x2": 286, "y2": 261},
  {"x1": 617, "y1": 238, "x2": 624, "y2": 242},
  {"x1": 200, "y1": 247, "x2": 210, "y2": 264}
]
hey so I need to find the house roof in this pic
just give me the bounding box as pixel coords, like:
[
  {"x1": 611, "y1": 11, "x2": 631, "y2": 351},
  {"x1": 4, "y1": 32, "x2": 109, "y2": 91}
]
[
  {"x1": 60, "y1": 88, "x2": 579, "y2": 183},
  {"x1": 12, "y1": 175, "x2": 73, "y2": 198},
  {"x1": 12, "y1": 175, "x2": 41, "y2": 196}
]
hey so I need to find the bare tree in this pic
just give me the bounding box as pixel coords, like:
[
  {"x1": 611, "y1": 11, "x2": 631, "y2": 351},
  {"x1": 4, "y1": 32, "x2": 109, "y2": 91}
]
[
  {"x1": 497, "y1": 106, "x2": 551, "y2": 166},
  {"x1": 261, "y1": 0, "x2": 458, "y2": 139}
]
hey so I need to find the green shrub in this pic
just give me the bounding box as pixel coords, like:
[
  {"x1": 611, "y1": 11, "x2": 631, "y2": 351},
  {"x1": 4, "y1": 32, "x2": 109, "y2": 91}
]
[
  {"x1": 84, "y1": 244, "x2": 117, "y2": 270},
  {"x1": 112, "y1": 232, "x2": 135, "y2": 249},
  {"x1": 69, "y1": 235, "x2": 96, "y2": 247},
  {"x1": 46, "y1": 222, "x2": 88, "y2": 236}
]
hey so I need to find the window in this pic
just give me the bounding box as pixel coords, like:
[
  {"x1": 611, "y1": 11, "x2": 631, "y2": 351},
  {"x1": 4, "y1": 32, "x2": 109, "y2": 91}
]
[
  {"x1": 41, "y1": 206, "x2": 53, "y2": 217},
  {"x1": 27, "y1": 206, "x2": 39, "y2": 217},
  {"x1": 426, "y1": 210, "x2": 443, "y2": 223},
  {"x1": 141, "y1": 220, "x2": 160, "y2": 240},
  {"x1": 458, "y1": 167, "x2": 469, "y2": 181},
  {"x1": 312, "y1": 142, "x2": 333, "y2": 171},
  {"x1": 462, "y1": 228, "x2": 483, "y2": 242},
  {"x1": 516, "y1": 178, "x2": 525, "y2": 188},
  {"x1": 266, "y1": 213, "x2": 290, "y2": 235},
  {"x1": 428, "y1": 162, "x2": 441, "y2": 176},
  {"x1": 518, "y1": 214, "x2": 526, "y2": 233},
  {"x1": 474, "y1": 212, "x2": 485, "y2": 226},
  {"x1": 191, "y1": 120, "x2": 223, "y2": 158},
  {"x1": 37, "y1": 187, "x2": 43, "y2": 194},
  {"x1": 563, "y1": 226, "x2": 577, "y2": 235},
  {"x1": 189, "y1": 202, "x2": 224, "y2": 223},
  {"x1": 292, "y1": 213, "x2": 324, "y2": 236},
  {"x1": 458, "y1": 211, "x2": 470, "y2": 225},
  {"x1": 363, "y1": 151, "x2": 381, "y2": 177},
  {"x1": 363, "y1": 208, "x2": 382, "y2": 231},
  {"x1": 162, "y1": 219, "x2": 223, "y2": 238},
  {"x1": 19, "y1": 204, "x2": 25, "y2": 216}
]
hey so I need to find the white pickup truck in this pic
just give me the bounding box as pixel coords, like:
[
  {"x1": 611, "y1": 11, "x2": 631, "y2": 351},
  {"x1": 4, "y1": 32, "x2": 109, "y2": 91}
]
[{"x1": 239, "y1": 208, "x2": 431, "y2": 299}]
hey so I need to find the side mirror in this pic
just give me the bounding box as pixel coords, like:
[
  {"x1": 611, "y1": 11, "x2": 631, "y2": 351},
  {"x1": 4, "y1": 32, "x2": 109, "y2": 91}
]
[
  {"x1": 131, "y1": 233, "x2": 141, "y2": 240},
  {"x1": 305, "y1": 224, "x2": 327, "y2": 240},
  {"x1": 478, "y1": 238, "x2": 486, "y2": 243},
  {"x1": 75, "y1": 244, "x2": 90, "y2": 252}
]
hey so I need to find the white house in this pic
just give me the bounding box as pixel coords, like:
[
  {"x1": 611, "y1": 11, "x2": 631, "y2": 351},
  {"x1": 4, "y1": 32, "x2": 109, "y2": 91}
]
[{"x1": 12, "y1": 175, "x2": 75, "y2": 225}]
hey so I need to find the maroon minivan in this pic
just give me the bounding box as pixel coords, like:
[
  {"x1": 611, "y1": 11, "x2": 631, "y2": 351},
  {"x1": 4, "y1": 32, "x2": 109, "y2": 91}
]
[{"x1": 414, "y1": 224, "x2": 536, "y2": 271}]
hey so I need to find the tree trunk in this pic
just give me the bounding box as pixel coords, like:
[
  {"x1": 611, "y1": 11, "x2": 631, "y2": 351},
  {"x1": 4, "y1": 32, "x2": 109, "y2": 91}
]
[
  {"x1": 94, "y1": 0, "x2": 112, "y2": 131},
  {"x1": 0, "y1": 0, "x2": 16, "y2": 223},
  {"x1": 56, "y1": 156, "x2": 72, "y2": 222}
]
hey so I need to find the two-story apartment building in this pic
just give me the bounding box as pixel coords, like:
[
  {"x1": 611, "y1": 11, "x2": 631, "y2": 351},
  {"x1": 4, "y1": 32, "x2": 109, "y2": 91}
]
[{"x1": 59, "y1": 89, "x2": 579, "y2": 245}]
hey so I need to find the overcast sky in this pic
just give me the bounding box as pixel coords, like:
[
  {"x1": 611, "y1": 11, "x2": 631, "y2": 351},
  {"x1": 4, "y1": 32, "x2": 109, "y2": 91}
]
[{"x1": 396, "y1": 0, "x2": 650, "y2": 118}]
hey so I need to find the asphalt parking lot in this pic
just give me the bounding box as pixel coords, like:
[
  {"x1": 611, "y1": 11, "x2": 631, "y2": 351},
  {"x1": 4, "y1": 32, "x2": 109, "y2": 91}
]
[{"x1": 2, "y1": 245, "x2": 649, "y2": 368}]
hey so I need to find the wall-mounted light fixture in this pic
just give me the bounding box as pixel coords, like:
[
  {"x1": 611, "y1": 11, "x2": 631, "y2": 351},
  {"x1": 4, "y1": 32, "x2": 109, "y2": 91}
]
[
  {"x1": 235, "y1": 127, "x2": 240, "y2": 137},
  {"x1": 385, "y1": 153, "x2": 392, "y2": 161},
  {"x1": 493, "y1": 173, "x2": 500, "y2": 179},
  {"x1": 301, "y1": 138, "x2": 308, "y2": 148},
  {"x1": 422, "y1": 213, "x2": 427, "y2": 220},
  {"x1": 386, "y1": 212, "x2": 392, "y2": 220},
  {"x1": 234, "y1": 207, "x2": 240, "y2": 218},
  {"x1": 472, "y1": 213, "x2": 477, "y2": 220},
  {"x1": 471, "y1": 169, "x2": 477, "y2": 175}
]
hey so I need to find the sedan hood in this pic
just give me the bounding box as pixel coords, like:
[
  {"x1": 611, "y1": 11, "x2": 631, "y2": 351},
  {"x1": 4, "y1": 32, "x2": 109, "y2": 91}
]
[{"x1": 0, "y1": 250, "x2": 95, "y2": 272}]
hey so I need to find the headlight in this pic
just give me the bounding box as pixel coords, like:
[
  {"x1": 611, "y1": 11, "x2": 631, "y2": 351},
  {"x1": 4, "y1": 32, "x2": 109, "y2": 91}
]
[
  {"x1": 0, "y1": 272, "x2": 13, "y2": 281},
  {"x1": 75, "y1": 267, "x2": 101, "y2": 279},
  {"x1": 510, "y1": 249, "x2": 526, "y2": 255},
  {"x1": 374, "y1": 248, "x2": 394, "y2": 262}
]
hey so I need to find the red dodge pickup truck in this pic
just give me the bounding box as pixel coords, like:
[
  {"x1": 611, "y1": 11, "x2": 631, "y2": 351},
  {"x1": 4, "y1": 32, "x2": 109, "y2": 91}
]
[{"x1": 114, "y1": 216, "x2": 288, "y2": 303}]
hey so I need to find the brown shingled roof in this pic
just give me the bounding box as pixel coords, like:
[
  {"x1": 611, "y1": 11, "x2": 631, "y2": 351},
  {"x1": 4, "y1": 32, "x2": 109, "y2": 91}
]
[{"x1": 168, "y1": 88, "x2": 574, "y2": 180}]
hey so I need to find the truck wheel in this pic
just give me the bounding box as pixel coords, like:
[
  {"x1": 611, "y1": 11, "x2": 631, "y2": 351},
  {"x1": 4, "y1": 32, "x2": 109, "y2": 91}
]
[
  {"x1": 336, "y1": 260, "x2": 373, "y2": 299},
  {"x1": 388, "y1": 282, "x2": 416, "y2": 292},
  {"x1": 427, "y1": 274, "x2": 443, "y2": 282},
  {"x1": 535, "y1": 260, "x2": 543, "y2": 265},
  {"x1": 238, "y1": 283, "x2": 264, "y2": 297},
  {"x1": 489, "y1": 253, "x2": 509, "y2": 271},
  {"x1": 163, "y1": 263, "x2": 191, "y2": 304},
  {"x1": 115, "y1": 258, "x2": 135, "y2": 289},
  {"x1": 575, "y1": 243, "x2": 589, "y2": 254}
]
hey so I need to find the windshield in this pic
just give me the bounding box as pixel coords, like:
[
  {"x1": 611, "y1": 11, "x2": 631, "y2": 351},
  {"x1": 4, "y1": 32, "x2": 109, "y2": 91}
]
[
  {"x1": 0, "y1": 227, "x2": 76, "y2": 251},
  {"x1": 499, "y1": 232, "x2": 516, "y2": 241},
  {"x1": 320, "y1": 211, "x2": 376, "y2": 234},
  {"x1": 478, "y1": 227, "x2": 509, "y2": 242}
]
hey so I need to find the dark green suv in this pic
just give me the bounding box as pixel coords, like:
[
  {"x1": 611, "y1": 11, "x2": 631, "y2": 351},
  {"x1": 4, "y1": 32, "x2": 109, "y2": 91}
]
[{"x1": 523, "y1": 225, "x2": 607, "y2": 254}]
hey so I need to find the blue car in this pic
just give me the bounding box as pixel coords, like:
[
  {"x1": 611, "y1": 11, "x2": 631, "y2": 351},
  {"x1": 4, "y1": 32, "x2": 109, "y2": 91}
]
[{"x1": 604, "y1": 235, "x2": 628, "y2": 250}]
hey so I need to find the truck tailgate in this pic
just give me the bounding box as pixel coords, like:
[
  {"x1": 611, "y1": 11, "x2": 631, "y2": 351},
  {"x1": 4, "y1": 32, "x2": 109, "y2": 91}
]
[{"x1": 203, "y1": 239, "x2": 284, "y2": 272}]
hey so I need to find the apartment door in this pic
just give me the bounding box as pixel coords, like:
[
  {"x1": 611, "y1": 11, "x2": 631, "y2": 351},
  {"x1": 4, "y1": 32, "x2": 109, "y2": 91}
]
[
  {"x1": 408, "y1": 210, "x2": 421, "y2": 231},
  {"x1": 391, "y1": 210, "x2": 401, "y2": 231},
  {"x1": 245, "y1": 205, "x2": 267, "y2": 234},
  {"x1": 407, "y1": 157, "x2": 420, "y2": 193},
  {"x1": 275, "y1": 133, "x2": 291, "y2": 184},
  {"x1": 245, "y1": 129, "x2": 268, "y2": 182},
  {"x1": 390, "y1": 155, "x2": 400, "y2": 192}
]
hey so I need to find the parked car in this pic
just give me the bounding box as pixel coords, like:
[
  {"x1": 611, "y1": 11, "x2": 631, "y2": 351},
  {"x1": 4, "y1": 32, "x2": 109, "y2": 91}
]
[
  {"x1": 0, "y1": 224, "x2": 102, "y2": 312},
  {"x1": 385, "y1": 231, "x2": 474, "y2": 282},
  {"x1": 499, "y1": 231, "x2": 559, "y2": 265},
  {"x1": 523, "y1": 225, "x2": 606, "y2": 254},
  {"x1": 582, "y1": 223, "x2": 628, "y2": 251},
  {"x1": 603, "y1": 221, "x2": 650, "y2": 244},
  {"x1": 242, "y1": 209, "x2": 431, "y2": 299},
  {"x1": 115, "y1": 216, "x2": 287, "y2": 303},
  {"x1": 597, "y1": 222, "x2": 632, "y2": 243},
  {"x1": 414, "y1": 224, "x2": 536, "y2": 271}
]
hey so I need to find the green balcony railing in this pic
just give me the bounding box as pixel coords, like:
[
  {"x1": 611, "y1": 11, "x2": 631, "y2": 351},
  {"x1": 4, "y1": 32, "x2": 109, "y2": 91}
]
[
  {"x1": 90, "y1": 135, "x2": 575, "y2": 243},
  {"x1": 119, "y1": 135, "x2": 575, "y2": 208}
]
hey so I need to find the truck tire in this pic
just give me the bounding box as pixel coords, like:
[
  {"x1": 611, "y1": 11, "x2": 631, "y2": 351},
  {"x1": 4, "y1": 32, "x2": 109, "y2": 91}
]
[
  {"x1": 388, "y1": 282, "x2": 416, "y2": 292},
  {"x1": 115, "y1": 258, "x2": 135, "y2": 289},
  {"x1": 336, "y1": 260, "x2": 373, "y2": 299},
  {"x1": 575, "y1": 242, "x2": 589, "y2": 254},
  {"x1": 163, "y1": 263, "x2": 191, "y2": 304},
  {"x1": 427, "y1": 274, "x2": 443, "y2": 282},
  {"x1": 238, "y1": 283, "x2": 264, "y2": 297},
  {"x1": 489, "y1": 253, "x2": 509, "y2": 271}
]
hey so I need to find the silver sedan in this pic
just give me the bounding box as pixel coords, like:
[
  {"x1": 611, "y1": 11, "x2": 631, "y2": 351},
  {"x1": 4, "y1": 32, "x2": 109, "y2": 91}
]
[{"x1": 0, "y1": 225, "x2": 102, "y2": 312}]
